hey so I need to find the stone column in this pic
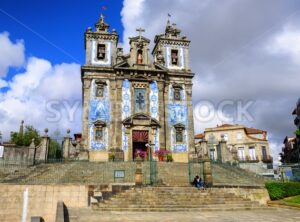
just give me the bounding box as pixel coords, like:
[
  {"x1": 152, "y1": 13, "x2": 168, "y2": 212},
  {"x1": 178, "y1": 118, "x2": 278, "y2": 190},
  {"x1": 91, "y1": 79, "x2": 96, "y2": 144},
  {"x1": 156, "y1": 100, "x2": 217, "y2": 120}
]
[
  {"x1": 135, "y1": 157, "x2": 143, "y2": 186},
  {"x1": 63, "y1": 130, "x2": 72, "y2": 159},
  {"x1": 198, "y1": 140, "x2": 208, "y2": 159},
  {"x1": 203, "y1": 157, "x2": 213, "y2": 187},
  {"x1": 110, "y1": 79, "x2": 119, "y2": 150},
  {"x1": 219, "y1": 138, "x2": 227, "y2": 163},
  {"x1": 157, "y1": 81, "x2": 166, "y2": 149},
  {"x1": 28, "y1": 139, "x2": 36, "y2": 165},
  {"x1": 82, "y1": 78, "x2": 91, "y2": 150},
  {"x1": 114, "y1": 79, "x2": 123, "y2": 149},
  {"x1": 164, "y1": 83, "x2": 171, "y2": 151},
  {"x1": 186, "y1": 83, "x2": 196, "y2": 159},
  {"x1": 38, "y1": 130, "x2": 50, "y2": 163}
]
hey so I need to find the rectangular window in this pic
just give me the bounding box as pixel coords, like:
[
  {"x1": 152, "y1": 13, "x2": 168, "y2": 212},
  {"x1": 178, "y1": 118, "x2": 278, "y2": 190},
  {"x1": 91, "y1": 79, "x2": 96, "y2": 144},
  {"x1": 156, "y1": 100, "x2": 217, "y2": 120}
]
[
  {"x1": 171, "y1": 49, "x2": 179, "y2": 65},
  {"x1": 210, "y1": 149, "x2": 215, "y2": 161},
  {"x1": 174, "y1": 89, "x2": 181, "y2": 101},
  {"x1": 95, "y1": 128, "x2": 103, "y2": 141},
  {"x1": 223, "y1": 133, "x2": 229, "y2": 141},
  {"x1": 134, "y1": 88, "x2": 147, "y2": 113},
  {"x1": 96, "y1": 86, "x2": 104, "y2": 98},
  {"x1": 249, "y1": 147, "x2": 256, "y2": 160},
  {"x1": 97, "y1": 44, "x2": 106, "y2": 60},
  {"x1": 262, "y1": 146, "x2": 267, "y2": 159},
  {"x1": 176, "y1": 131, "x2": 183, "y2": 143},
  {"x1": 238, "y1": 147, "x2": 245, "y2": 161},
  {"x1": 237, "y1": 132, "x2": 242, "y2": 140}
]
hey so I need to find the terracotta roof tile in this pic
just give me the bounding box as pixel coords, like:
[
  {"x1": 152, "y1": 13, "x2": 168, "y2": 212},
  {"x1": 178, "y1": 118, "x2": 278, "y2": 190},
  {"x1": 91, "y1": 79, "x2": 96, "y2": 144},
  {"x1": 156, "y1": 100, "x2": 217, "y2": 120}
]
[
  {"x1": 195, "y1": 133, "x2": 205, "y2": 139},
  {"x1": 245, "y1": 127, "x2": 265, "y2": 134},
  {"x1": 216, "y1": 124, "x2": 235, "y2": 128}
]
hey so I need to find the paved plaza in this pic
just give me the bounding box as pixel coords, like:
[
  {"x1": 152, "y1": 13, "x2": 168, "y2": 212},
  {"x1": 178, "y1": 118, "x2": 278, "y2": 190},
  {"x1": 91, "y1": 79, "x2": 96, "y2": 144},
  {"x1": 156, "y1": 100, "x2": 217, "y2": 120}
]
[{"x1": 70, "y1": 208, "x2": 300, "y2": 222}]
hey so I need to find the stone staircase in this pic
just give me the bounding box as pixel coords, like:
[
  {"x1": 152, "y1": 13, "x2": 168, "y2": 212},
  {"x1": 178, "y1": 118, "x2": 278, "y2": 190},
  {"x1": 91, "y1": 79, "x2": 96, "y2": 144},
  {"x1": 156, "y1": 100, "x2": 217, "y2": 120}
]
[
  {"x1": 157, "y1": 162, "x2": 191, "y2": 186},
  {"x1": 212, "y1": 163, "x2": 269, "y2": 186},
  {"x1": 90, "y1": 186, "x2": 265, "y2": 212}
]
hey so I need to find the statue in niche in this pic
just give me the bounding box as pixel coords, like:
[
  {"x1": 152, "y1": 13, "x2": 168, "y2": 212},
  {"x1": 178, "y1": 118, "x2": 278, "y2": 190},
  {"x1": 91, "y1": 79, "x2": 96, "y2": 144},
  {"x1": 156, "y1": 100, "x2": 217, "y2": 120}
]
[{"x1": 137, "y1": 49, "x2": 143, "y2": 64}]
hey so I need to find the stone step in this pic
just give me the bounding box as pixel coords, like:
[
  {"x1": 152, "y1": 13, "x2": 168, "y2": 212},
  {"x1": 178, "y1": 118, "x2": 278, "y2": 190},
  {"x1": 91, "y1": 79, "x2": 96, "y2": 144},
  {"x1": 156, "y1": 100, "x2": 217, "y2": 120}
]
[
  {"x1": 95, "y1": 206, "x2": 267, "y2": 212},
  {"x1": 98, "y1": 203, "x2": 258, "y2": 208},
  {"x1": 101, "y1": 200, "x2": 256, "y2": 206}
]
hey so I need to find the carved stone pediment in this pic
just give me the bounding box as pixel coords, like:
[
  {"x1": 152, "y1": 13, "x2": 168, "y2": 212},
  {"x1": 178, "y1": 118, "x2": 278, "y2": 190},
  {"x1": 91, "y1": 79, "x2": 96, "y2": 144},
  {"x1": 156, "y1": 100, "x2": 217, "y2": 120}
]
[
  {"x1": 93, "y1": 120, "x2": 106, "y2": 127},
  {"x1": 122, "y1": 113, "x2": 161, "y2": 128},
  {"x1": 173, "y1": 83, "x2": 183, "y2": 90},
  {"x1": 174, "y1": 123, "x2": 185, "y2": 131}
]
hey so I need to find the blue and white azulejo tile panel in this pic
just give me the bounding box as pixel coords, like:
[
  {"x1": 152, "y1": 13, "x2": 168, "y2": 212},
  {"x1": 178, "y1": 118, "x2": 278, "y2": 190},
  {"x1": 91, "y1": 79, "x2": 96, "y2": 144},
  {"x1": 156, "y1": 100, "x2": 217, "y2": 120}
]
[{"x1": 150, "y1": 81, "x2": 159, "y2": 120}]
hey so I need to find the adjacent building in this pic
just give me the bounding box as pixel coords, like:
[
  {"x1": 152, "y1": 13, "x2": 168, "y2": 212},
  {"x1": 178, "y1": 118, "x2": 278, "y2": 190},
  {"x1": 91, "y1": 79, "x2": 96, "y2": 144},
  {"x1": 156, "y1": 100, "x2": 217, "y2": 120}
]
[
  {"x1": 81, "y1": 14, "x2": 195, "y2": 162},
  {"x1": 281, "y1": 98, "x2": 300, "y2": 164},
  {"x1": 195, "y1": 124, "x2": 273, "y2": 176}
]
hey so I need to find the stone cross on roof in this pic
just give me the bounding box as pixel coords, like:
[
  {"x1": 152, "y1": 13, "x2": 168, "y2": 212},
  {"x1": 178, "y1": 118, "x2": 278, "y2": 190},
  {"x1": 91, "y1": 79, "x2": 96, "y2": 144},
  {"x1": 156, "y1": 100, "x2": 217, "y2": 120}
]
[{"x1": 136, "y1": 28, "x2": 145, "y2": 40}]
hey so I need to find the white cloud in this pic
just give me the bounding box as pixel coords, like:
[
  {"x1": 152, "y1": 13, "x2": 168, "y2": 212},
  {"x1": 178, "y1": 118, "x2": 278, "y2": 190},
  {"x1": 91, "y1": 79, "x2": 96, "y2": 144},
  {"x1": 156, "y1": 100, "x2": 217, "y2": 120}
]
[
  {"x1": 120, "y1": 0, "x2": 300, "y2": 161},
  {"x1": 121, "y1": 0, "x2": 146, "y2": 52},
  {"x1": 0, "y1": 34, "x2": 81, "y2": 140},
  {"x1": 266, "y1": 25, "x2": 300, "y2": 65},
  {"x1": 0, "y1": 32, "x2": 25, "y2": 77}
]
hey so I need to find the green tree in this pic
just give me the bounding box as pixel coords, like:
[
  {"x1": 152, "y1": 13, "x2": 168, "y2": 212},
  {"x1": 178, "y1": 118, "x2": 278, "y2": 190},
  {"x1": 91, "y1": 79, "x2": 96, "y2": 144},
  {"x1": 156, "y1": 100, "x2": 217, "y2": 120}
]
[
  {"x1": 10, "y1": 125, "x2": 41, "y2": 146},
  {"x1": 48, "y1": 140, "x2": 62, "y2": 159}
]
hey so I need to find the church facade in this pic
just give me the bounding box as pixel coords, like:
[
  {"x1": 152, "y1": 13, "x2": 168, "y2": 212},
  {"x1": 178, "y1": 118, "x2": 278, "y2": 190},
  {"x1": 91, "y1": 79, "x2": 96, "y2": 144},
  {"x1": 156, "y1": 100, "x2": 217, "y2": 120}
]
[{"x1": 81, "y1": 14, "x2": 195, "y2": 162}]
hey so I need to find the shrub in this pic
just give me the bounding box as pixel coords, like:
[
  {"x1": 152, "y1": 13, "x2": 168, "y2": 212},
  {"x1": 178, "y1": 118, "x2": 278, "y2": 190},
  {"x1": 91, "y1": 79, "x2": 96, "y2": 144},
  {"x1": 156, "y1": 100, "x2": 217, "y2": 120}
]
[
  {"x1": 109, "y1": 153, "x2": 115, "y2": 161},
  {"x1": 166, "y1": 153, "x2": 173, "y2": 162},
  {"x1": 265, "y1": 182, "x2": 300, "y2": 200}
]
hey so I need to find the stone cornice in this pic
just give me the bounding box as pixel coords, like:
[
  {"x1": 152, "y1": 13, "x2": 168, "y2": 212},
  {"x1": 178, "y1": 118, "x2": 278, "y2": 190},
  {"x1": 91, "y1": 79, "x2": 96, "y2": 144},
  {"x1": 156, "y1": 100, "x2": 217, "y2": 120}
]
[{"x1": 85, "y1": 32, "x2": 119, "y2": 42}]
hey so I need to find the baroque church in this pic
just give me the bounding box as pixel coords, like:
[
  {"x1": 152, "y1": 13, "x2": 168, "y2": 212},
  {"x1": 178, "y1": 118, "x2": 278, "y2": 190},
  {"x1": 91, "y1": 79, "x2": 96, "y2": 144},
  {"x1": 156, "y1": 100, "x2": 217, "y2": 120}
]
[{"x1": 81, "y1": 14, "x2": 195, "y2": 162}]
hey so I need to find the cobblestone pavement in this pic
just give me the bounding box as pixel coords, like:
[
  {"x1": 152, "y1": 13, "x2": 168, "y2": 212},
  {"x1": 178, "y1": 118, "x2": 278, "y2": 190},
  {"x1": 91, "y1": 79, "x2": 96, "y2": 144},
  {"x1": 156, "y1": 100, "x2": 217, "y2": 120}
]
[{"x1": 71, "y1": 208, "x2": 300, "y2": 222}]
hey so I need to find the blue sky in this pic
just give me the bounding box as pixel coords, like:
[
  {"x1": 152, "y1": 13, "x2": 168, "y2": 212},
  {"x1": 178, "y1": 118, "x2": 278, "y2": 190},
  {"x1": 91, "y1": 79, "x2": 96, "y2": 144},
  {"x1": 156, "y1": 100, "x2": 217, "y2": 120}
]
[{"x1": 0, "y1": 0, "x2": 123, "y2": 72}]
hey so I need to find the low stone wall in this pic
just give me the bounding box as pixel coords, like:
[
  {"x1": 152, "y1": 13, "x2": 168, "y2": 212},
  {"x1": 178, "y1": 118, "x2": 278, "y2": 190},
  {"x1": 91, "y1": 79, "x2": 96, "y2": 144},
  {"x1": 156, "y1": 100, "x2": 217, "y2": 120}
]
[
  {"x1": 1, "y1": 146, "x2": 35, "y2": 165},
  {"x1": 0, "y1": 184, "x2": 88, "y2": 222},
  {"x1": 239, "y1": 162, "x2": 274, "y2": 176},
  {"x1": 1, "y1": 136, "x2": 49, "y2": 166},
  {"x1": 218, "y1": 187, "x2": 270, "y2": 205}
]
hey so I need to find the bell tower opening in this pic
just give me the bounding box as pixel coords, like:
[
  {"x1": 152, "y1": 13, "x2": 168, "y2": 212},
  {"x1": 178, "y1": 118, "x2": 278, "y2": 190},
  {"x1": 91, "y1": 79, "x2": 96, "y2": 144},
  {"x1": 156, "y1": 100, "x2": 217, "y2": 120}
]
[
  {"x1": 97, "y1": 44, "x2": 106, "y2": 60},
  {"x1": 137, "y1": 49, "x2": 143, "y2": 64},
  {"x1": 171, "y1": 49, "x2": 178, "y2": 65}
]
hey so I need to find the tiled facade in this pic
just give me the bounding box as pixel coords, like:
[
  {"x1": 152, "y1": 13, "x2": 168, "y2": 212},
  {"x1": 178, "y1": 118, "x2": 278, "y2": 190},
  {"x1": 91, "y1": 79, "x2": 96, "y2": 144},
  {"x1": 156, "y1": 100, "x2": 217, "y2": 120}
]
[{"x1": 81, "y1": 14, "x2": 195, "y2": 162}]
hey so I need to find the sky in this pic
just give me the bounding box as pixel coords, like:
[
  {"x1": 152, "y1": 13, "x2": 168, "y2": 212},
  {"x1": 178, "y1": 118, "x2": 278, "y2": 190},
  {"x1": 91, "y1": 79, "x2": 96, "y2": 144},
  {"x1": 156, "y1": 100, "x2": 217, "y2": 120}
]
[{"x1": 0, "y1": 0, "x2": 300, "y2": 162}]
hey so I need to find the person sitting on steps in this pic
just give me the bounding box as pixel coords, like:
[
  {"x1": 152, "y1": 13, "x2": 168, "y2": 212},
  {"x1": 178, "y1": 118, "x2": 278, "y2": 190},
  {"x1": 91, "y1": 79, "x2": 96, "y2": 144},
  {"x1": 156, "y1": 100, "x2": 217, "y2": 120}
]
[{"x1": 193, "y1": 175, "x2": 205, "y2": 190}]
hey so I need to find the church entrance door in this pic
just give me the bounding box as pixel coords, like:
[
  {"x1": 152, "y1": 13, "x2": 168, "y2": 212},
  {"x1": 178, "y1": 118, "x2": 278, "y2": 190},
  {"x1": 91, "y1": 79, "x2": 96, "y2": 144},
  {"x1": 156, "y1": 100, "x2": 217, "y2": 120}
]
[{"x1": 132, "y1": 130, "x2": 149, "y2": 160}]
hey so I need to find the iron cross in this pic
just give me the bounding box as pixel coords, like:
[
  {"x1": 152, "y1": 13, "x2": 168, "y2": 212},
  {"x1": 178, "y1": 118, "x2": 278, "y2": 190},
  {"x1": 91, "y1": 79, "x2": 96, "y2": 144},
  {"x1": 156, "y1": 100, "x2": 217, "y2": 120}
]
[
  {"x1": 136, "y1": 28, "x2": 145, "y2": 40},
  {"x1": 136, "y1": 92, "x2": 145, "y2": 109}
]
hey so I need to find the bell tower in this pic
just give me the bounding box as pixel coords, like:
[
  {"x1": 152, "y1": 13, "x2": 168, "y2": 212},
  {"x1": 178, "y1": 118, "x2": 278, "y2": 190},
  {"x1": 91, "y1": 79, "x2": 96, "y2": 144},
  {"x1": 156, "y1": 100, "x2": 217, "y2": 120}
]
[
  {"x1": 152, "y1": 18, "x2": 190, "y2": 71},
  {"x1": 128, "y1": 28, "x2": 151, "y2": 68},
  {"x1": 84, "y1": 14, "x2": 119, "y2": 66}
]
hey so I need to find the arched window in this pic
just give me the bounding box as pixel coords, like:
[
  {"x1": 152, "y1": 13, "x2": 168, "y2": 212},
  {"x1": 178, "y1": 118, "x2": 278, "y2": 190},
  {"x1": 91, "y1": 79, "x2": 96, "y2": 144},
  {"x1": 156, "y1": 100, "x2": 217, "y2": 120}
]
[{"x1": 137, "y1": 49, "x2": 143, "y2": 64}]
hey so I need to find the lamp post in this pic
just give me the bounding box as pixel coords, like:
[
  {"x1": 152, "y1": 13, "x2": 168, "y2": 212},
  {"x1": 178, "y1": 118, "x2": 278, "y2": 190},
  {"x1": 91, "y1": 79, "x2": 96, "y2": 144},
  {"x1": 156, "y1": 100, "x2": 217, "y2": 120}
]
[
  {"x1": 0, "y1": 131, "x2": 2, "y2": 145},
  {"x1": 146, "y1": 141, "x2": 155, "y2": 162}
]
